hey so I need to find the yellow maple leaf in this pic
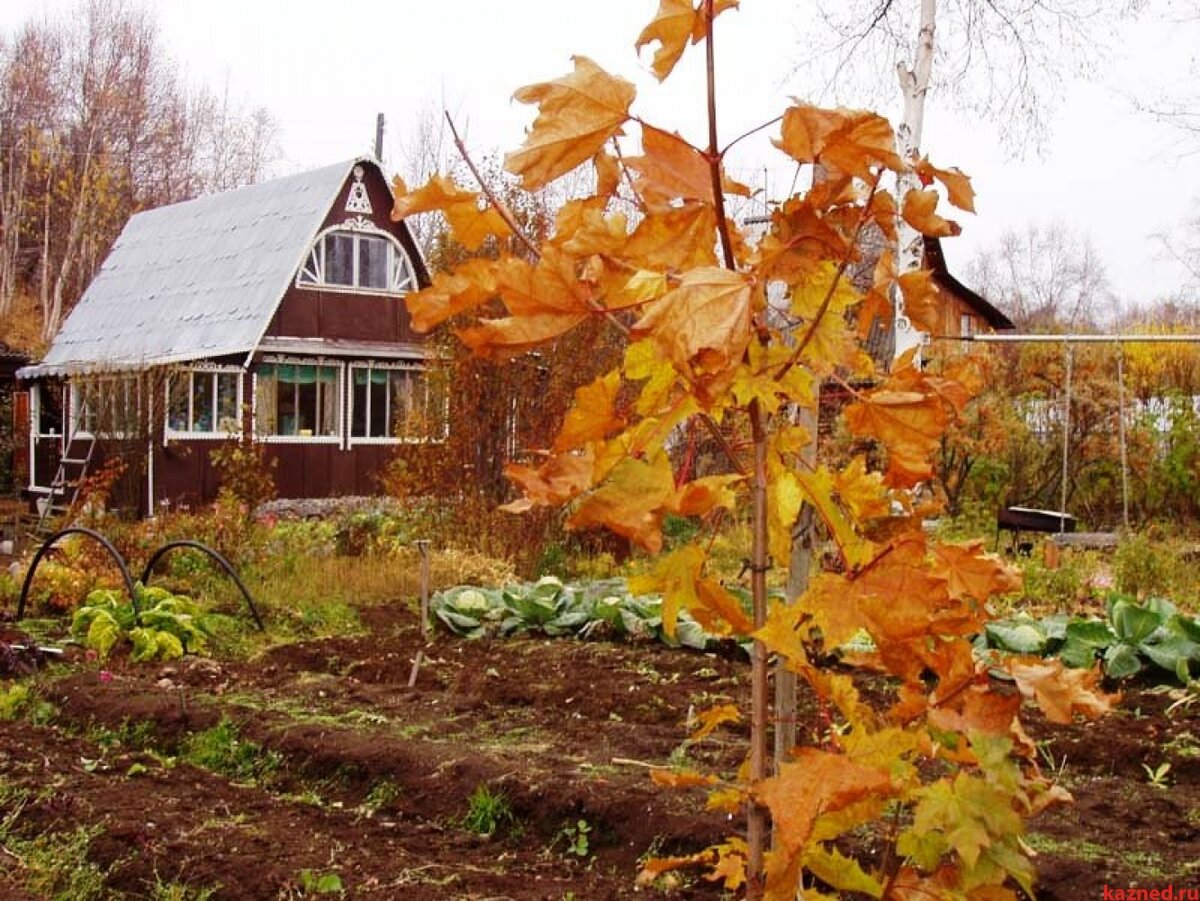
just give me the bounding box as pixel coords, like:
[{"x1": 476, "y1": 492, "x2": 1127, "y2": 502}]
[
  {"x1": 629, "y1": 543, "x2": 704, "y2": 635},
  {"x1": 833, "y1": 455, "x2": 891, "y2": 522},
  {"x1": 505, "y1": 56, "x2": 636, "y2": 189},
  {"x1": 568, "y1": 454, "x2": 677, "y2": 552},
  {"x1": 553, "y1": 370, "x2": 626, "y2": 452},
  {"x1": 689, "y1": 702, "x2": 741, "y2": 741},
  {"x1": 631, "y1": 266, "x2": 752, "y2": 396}
]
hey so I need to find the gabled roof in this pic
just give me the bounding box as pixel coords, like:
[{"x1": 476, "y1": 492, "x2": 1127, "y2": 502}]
[
  {"x1": 923, "y1": 237, "x2": 1015, "y2": 331},
  {"x1": 20, "y1": 157, "x2": 407, "y2": 379}
]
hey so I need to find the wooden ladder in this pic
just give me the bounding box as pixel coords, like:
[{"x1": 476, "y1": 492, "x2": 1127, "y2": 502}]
[{"x1": 34, "y1": 431, "x2": 96, "y2": 536}]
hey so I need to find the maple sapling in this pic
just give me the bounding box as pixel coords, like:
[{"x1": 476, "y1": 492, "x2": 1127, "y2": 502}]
[{"x1": 390, "y1": 1, "x2": 1116, "y2": 896}]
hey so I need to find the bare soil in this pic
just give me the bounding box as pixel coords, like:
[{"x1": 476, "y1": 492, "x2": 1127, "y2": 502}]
[{"x1": 1, "y1": 603, "x2": 1198, "y2": 899}]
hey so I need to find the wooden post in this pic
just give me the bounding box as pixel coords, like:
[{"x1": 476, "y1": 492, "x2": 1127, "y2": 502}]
[{"x1": 416, "y1": 539, "x2": 431, "y2": 639}]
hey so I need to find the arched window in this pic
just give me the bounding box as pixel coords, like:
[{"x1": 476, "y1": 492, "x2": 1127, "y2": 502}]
[{"x1": 297, "y1": 227, "x2": 417, "y2": 295}]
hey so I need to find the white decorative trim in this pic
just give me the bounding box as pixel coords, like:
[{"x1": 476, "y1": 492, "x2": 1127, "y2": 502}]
[
  {"x1": 344, "y1": 164, "x2": 373, "y2": 215},
  {"x1": 340, "y1": 215, "x2": 382, "y2": 233}
]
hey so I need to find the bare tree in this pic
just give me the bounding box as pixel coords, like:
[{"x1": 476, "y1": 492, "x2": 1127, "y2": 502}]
[
  {"x1": 0, "y1": 0, "x2": 279, "y2": 347},
  {"x1": 798, "y1": 0, "x2": 1144, "y2": 153},
  {"x1": 966, "y1": 222, "x2": 1115, "y2": 329}
]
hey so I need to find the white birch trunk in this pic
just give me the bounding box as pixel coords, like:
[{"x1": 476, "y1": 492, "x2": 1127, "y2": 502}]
[{"x1": 893, "y1": 0, "x2": 937, "y2": 362}]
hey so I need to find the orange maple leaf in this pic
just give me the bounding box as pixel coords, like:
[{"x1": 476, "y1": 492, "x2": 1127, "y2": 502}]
[
  {"x1": 458, "y1": 248, "x2": 592, "y2": 356},
  {"x1": 624, "y1": 203, "x2": 719, "y2": 271},
  {"x1": 651, "y1": 768, "x2": 719, "y2": 788},
  {"x1": 901, "y1": 188, "x2": 961, "y2": 238},
  {"x1": 390, "y1": 174, "x2": 511, "y2": 251},
  {"x1": 635, "y1": 0, "x2": 740, "y2": 81},
  {"x1": 628, "y1": 124, "x2": 752, "y2": 211},
  {"x1": 755, "y1": 750, "x2": 893, "y2": 894},
  {"x1": 775, "y1": 105, "x2": 903, "y2": 180},
  {"x1": 404, "y1": 258, "x2": 498, "y2": 333},
  {"x1": 930, "y1": 540, "x2": 1021, "y2": 602},
  {"x1": 502, "y1": 447, "x2": 595, "y2": 512},
  {"x1": 1005, "y1": 657, "x2": 1118, "y2": 724},
  {"x1": 897, "y1": 269, "x2": 942, "y2": 335},
  {"x1": 567, "y1": 454, "x2": 676, "y2": 552},
  {"x1": 505, "y1": 56, "x2": 636, "y2": 189},
  {"x1": 915, "y1": 157, "x2": 976, "y2": 213},
  {"x1": 553, "y1": 370, "x2": 626, "y2": 452},
  {"x1": 844, "y1": 388, "x2": 947, "y2": 488}
]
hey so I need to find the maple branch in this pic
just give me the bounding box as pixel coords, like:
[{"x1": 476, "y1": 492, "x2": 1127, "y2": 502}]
[
  {"x1": 698, "y1": 412, "x2": 747, "y2": 477},
  {"x1": 774, "y1": 173, "x2": 883, "y2": 383},
  {"x1": 720, "y1": 114, "x2": 784, "y2": 157},
  {"x1": 444, "y1": 114, "x2": 634, "y2": 340},
  {"x1": 443, "y1": 111, "x2": 541, "y2": 261},
  {"x1": 703, "y1": 0, "x2": 737, "y2": 272},
  {"x1": 609, "y1": 137, "x2": 647, "y2": 211}
]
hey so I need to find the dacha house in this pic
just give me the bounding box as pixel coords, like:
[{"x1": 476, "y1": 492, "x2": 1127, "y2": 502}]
[{"x1": 17, "y1": 157, "x2": 440, "y2": 515}]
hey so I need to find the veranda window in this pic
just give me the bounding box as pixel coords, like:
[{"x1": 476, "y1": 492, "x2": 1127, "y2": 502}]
[
  {"x1": 166, "y1": 370, "x2": 241, "y2": 436},
  {"x1": 73, "y1": 376, "x2": 141, "y2": 438},
  {"x1": 255, "y1": 363, "x2": 341, "y2": 439},
  {"x1": 349, "y1": 364, "x2": 439, "y2": 441}
]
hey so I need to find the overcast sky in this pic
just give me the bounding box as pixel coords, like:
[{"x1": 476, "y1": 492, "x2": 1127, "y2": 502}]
[{"x1": 5, "y1": 0, "x2": 1198, "y2": 311}]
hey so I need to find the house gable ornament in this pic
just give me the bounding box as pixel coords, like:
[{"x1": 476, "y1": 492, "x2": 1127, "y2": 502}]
[{"x1": 344, "y1": 165, "x2": 373, "y2": 215}]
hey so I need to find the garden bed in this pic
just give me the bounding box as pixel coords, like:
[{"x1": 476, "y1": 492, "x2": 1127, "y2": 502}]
[{"x1": 0, "y1": 601, "x2": 1198, "y2": 898}]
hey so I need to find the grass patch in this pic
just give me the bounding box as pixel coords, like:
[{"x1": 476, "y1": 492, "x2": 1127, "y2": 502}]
[
  {"x1": 461, "y1": 784, "x2": 519, "y2": 838},
  {"x1": 0, "y1": 783, "x2": 109, "y2": 900},
  {"x1": 179, "y1": 717, "x2": 283, "y2": 786}
]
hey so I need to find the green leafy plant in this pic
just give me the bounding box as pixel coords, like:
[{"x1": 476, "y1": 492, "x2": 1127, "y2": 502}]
[
  {"x1": 71, "y1": 585, "x2": 214, "y2": 662},
  {"x1": 1142, "y1": 761, "x2": 1172, "y2": 789},
  {"x1": 461, "y1": 784, "x2": 518, "y2": 838},
  {"x1": 555, "y1": 818, "x2": 592, "y2": 859},
  {"x1": 985, "y1": 596, "x2": 1200, "y2": 683},
  {"x1": 430, "y1": 577, "x2": 717, "y2": 649},
  {"x1": 295, "y1": 870, "x2": 343, "y2": 895}
]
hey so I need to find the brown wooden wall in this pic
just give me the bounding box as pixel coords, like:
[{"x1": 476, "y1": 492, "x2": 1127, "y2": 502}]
[{"x1": 264, "y1": 163, "x2": 424, "y2": 345}]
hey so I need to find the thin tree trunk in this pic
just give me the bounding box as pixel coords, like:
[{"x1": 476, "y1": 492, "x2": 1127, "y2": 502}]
[
  {"x1": 775, "y1": 398, "x2": 817, "y2": 768},
  {"x1": 44, "y1": 137, "x2": 95, "y2": 341},
  {"x1": 748, "y1": 399, "x2": 770, "y2": 898},
  {"x1": 893, "y1": 0, "x2": 937, "y2": 362}
]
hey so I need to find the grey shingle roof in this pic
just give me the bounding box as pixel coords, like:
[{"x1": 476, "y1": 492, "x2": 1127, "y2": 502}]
[{"x1": 20, "y1": 158, "x2": 369, "y2": 378}]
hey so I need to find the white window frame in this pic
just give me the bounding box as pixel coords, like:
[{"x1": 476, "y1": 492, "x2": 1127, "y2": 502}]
[
  {"x1": 960, "y1": 313, "x2": 977, "y2": 337},
  {"x1": 347, "y1": 360, "x2": 446, "y2": 446},
  {"x1": 164, "y1": 366, "x2": 244, "y2": 441},
  {"x1": 70, "y1": 375, "x2": 141, "y2": 439},
  {"x1": 295, "y1": 225, "x2": 417, "y2": 296},
  {"x1": 252, "y1": 357, "x2": 344, "y2": 445}
]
